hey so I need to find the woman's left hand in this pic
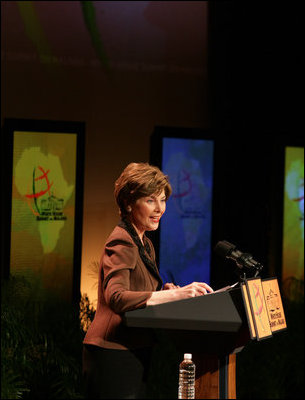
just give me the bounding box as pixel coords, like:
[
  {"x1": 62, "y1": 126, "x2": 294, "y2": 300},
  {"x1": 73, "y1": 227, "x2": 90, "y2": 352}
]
[{"x1": 163, "y1": 283, "x2": 180, "y2": 290}]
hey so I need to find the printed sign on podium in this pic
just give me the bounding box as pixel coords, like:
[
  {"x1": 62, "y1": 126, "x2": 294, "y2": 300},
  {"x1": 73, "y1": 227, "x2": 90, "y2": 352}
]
[
  {"x1": 262, "y1": 277, "x2": 287, "y2": 333},
  {"x1": 241, "y1": 283, "x2": 257, "y2": 339},
  {"x1": 241, "y1": 277, "x2": 287, "y2": 341}
]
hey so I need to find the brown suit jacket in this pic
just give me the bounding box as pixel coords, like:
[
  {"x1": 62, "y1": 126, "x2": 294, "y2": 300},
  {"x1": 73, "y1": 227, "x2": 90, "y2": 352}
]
[{"x1": 83, "y1": 225, "x2": 163, "y2": 350}]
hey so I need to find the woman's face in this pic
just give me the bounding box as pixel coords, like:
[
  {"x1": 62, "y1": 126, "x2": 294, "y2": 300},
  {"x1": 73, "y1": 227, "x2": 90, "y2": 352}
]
[{"x1": 129, "y1": 190, "x2": 166, "y2": 237}]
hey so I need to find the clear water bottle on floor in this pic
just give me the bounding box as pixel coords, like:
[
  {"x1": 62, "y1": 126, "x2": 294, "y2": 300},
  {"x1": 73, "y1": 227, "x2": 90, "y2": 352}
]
[{"x1": 178, "y1": 353, "x2": 195, "y2": 399}]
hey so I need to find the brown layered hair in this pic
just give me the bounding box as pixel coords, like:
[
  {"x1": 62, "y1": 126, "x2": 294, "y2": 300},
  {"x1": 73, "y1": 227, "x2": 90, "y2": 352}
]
[{"x1": 114, "y1": 162, "x2": 172, "y2": 217}]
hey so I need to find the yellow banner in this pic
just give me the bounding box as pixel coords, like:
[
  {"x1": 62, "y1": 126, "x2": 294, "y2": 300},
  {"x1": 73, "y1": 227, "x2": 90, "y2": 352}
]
[
  {"x1": 244, "y1": 278, "x2": 273, "y2": 341},
  {"x1": 262, "y1": 278, "x2": 287, "y2": 333}
]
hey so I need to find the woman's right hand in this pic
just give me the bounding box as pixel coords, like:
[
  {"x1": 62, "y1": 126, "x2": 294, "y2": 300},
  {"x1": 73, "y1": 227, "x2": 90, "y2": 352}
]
[
  {"x1": 147, "y1": 281, "x2": 214, "y2": 306},
  {"x1": 175, "y1": 281, "x2": 214, "y2": 299}
]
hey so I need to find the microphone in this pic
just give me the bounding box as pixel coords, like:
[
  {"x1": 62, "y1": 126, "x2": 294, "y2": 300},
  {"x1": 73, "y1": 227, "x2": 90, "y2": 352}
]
[{"x1": 214, "y1": 240, "x2": 263, "y2": 272}]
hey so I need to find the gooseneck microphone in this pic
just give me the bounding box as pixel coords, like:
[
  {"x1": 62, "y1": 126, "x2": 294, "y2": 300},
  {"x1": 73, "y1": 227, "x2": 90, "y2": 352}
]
[{"x1": 214, "y1": 240, "x2": 263, "y2": 273}]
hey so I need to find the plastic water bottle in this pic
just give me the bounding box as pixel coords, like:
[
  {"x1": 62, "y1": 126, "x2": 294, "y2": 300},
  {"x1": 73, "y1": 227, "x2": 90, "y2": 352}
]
[{"x1": 178, "y1": 353, "x2": 196, "y2": 399}]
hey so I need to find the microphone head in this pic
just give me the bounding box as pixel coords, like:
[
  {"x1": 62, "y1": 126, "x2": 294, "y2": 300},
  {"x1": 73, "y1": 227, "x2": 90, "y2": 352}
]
[{"x1": 214, "y1": 240, "x2": 236, "y2": 259}]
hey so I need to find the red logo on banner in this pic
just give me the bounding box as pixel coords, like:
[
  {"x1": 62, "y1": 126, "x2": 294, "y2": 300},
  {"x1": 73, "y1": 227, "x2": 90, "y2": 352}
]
[{"x1": 26, "y1": 166, "x2": 53, "y2": 216}]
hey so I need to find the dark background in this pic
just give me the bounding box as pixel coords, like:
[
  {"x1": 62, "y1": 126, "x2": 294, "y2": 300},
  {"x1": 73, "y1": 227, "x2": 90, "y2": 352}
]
[
  {"x1": 207, "y1": 1, "x2": 304, "y2": 288},
  {"x1": 207, "y1": 4, "x2": 304, "y2": 397}
]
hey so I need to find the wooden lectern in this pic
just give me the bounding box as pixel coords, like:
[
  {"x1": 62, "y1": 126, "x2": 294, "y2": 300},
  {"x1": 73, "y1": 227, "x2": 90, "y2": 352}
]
[{"x1": 124, "y1": 286, "x2": 251, "y2": 399}]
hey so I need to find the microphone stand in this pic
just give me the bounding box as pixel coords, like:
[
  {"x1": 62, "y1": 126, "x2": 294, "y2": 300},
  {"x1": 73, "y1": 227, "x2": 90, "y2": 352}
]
[{"x1": 237, "y1": 263, "x2": 263, "y2": 284}]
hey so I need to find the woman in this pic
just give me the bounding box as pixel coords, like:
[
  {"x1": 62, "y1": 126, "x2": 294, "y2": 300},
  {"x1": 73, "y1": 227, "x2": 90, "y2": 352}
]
[{"x1": 82, "y1": 162, "x2": 213, "y2": 399}]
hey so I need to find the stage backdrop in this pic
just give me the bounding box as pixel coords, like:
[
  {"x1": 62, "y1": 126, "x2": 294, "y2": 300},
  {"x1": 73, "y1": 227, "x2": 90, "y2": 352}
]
[
  {"x1": 3, "y1": 119, "x2": 85, "y2": 302},
  {"x1": 282, "y1": 146, "x2": 304, "y2": 283},
  {"x1": 150, "y1": 128, "x2": 214, "y2": 286}
]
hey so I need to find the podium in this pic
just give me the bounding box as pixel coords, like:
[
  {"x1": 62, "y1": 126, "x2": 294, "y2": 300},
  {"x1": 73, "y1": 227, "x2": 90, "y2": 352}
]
[{"x1": 124, "y1": 287, "x2": 251, "y2": 399}]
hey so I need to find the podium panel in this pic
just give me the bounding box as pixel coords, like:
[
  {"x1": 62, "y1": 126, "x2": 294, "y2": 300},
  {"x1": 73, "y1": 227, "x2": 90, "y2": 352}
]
[
  {"x1": 124, "y1": 287, "x2": 251, "y2": 399},
  {"x1": 125, "y1": 288, "x2": 244, "y2": 332}
]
